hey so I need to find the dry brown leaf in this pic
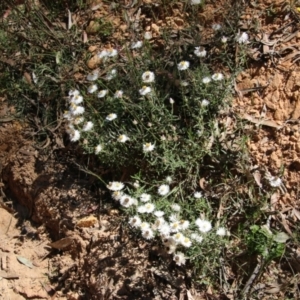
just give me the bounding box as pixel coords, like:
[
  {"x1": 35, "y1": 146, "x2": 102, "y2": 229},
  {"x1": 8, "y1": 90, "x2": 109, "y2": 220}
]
[
  {"x1": 253, "y1": 170, "x2": 262, "y2": 188},
  {"x1": 242, "y1": 114, "x2": 282, "y2": 129},
  {"x1": 48, "y1": 237, "x2": 73, "y2": 250}
]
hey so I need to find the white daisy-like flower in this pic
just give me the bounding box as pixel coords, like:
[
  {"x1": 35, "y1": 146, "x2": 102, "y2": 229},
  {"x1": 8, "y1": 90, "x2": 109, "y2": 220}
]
[
  {"x1": 173, "y1": 252, "x2": 186, "y2": 266},
  {"x1": 131, "y1": 41, "x2": 143, "y2": 49},
  {"x1": 63, "y1": 111, "x2": 72, "y2": 120},
  {"x1": 129, "y1": 215, "x2": 141, "y2": 228},
  {"x1": 69, "y1": 89, "x2": 80, "y2": 97},
  {"x1": 142, "y1": 228, "x2": 154, "y2": 240},
  {"x1": 237, "y1": 32, "x2": 249, "y2": 44},
  {"x1": 97, "y1": 90, "x2": 108, "y2": 98},
  {"x1": 70, "y1": 94, "x2": 84, "y2": 105},
  {"x1": 191, "y1": 233, "x2": 203, "y2": 243},
  {"x1": 154, "y1": 210, "x2": 165, "y2": 217},
  {"x1": 216, "y1": 227, "x2": 227, "y2": 236},
  {"x1": 177, "y1": 61, "x2": 190, "y2": 71},
  {"x1": 87, "y1": 69, "x2": 99, "y2": 81},
  {"x1": 117, "y1": 134, "x2": 129, "y2": 143},
  {"x1": 139, "y1": 86, "x2": 152, "y2": 96},
  {"x1": 82, "y1": 121, "x2": 93, "y2": 132},
  {"x1": 194, "y1": 46, "x2": 207, "y2": 57},
  {"x1": 170, "y1": 221, "x2": 181, "y2": 233},
  {"x1": 137, "y1": 205, "x2": 147, "y2": 214},
  {"x1": 181, "y1": 237, "x2": 192, "y2": 248},
  {"x1": 152, "y1": 217, "x2": 165, "y2": 230},
  {"x1": 107, "y1": 48, "x2": 118, "y2": 57},
  {"x1": 169, "y1": 213, "x2": 179, "y2": 223},
  {"x1": 171, "y1": 204, "x2": 181, "y2": 212},
  {"x1": 165, "y1": 176, "x2": 172, "y2": 183},
  {"x1": 201, "y1": 99, "x2": 210, "y2": 107},
  {"x1": 194, "y1": 191, "x2": 202, "y2": 198},
  {"x1": 179, "y1": 220, "x2": 190, "y2": 230},
  {"x1": 111, "y1": 191, "x2": 123, "y2": 201},
  {"x1": 133, "y1": 181, "x2": 140, "y2": 189},
  {"x1": 212, "y1": 24, "x2": 222, "y2": 31},
  {"x1": 212, "y1": 73, "x2": 224, "y2": 81},
  {"x1": 202, "y1": 77, "x2": 211, "y2": 84},
  {"x1": 139, "y1": 221, "x2": 150, "y2": 230},
  {"x1": 120, "y1": 195, "x2": 134, "y2": 208},
  {"x1": 95, "y1": 144, "x2": 103, "y2": 154},
  {"x1": 73, "y1": 116, "x2": 84, "y2": 125},
  {"x1": 106, "y1": 113, "x2": 117, "y2": 121},
  {"x1": 158, "y1": 184, "x2": 170, "y2": 196},
  {"x1": 88, "y1": 84, "x2": 98, "y2": 94},
  {"x1": 159, "y1": 224, "x2": 171, "y2": 237},
  {"x1": 65, "y1": 123, "x2": 75, "y2": 134},
  {"x1": 173, "y1": 232, "x2": 184, "y2": 244},
  {"x1": 107, "y1": 181, "x2": 124, "y2": 191},
  {"x1": 142, "y1": 71, "x2": 155, "y2": 83},
  {"x1": 268, "y1": 176, "x2": 282, "y2": 187},
  {"x1": 98, "y1": 49, "x2": 109, "y2": 59},
  {"x1": 191, "y1": 0, "x2": 202, "y2": 4},
  {"x1": 70, "y1": 104, "x2": 85, "y2": 116},
  {"x1": 140, "y1": 193, "x2": 151, "y2": 202},
  {"x1": 143, "y1": 142, "x2": 155, "y2": 152},
  {"x1": 196, "y1": 218, "x2": 212, "y2": 233},
  {"x1": 144, "y1": 203, "x2": 155, "y2": 213},
  {"x1": 106, "y1": 69, "x2": 117, "y2": 81},
  {"x1": 221, "y1": 36, "x2": 228, "y2": 43},
  {"x1": 114, "y1": 90, "x2": 123, "y2": 98},
  {"x1": 144, "y1": 31, "x2": 152, "y2": 40},
  {"x1": 69, "y1": 130, "x2": 81, "y2": 142}
]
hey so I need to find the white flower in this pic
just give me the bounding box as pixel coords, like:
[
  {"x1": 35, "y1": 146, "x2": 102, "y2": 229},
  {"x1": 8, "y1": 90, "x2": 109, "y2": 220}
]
[
  {"x1": 169, "y1": 98, "x2": 175, "y2": 104},
  {"x1": 173, "y1": 252, "x2": 186, "y2": 266},
  {"x1": 181, "y1": 237, "x2": 192, "y2": 248},
  {"x1": 129, "y1": 215, "x2": 141, "y2": 228},
  {"x1": 140, "y1": 193, "x2": 151, "y2": 202},
  {"x1": 114, "y1": 90, "x2": 123, "y2": 98},
  {"x1": 191, "y1": 0, "x2": 202, "y2": 4},
  {"x1": 152, "y1": 217, "x2": 165, "y2": 230},
  {"x1": 142, "y1": 71, "x2": 155, "y2": 83},
  {"x1": 106, "y1": 69, "x2": 117, "y2": 81},
  {"x1": 97, "y1": 90, "x2": 108, "y2": 98},
  {"x1": 73, "y1": 117, "x2": 84, "y2": 125},
  {"x1": 194, "y1": 46, "x2": 206, "y2": 57},
  {"x1": 170, "y1": 221, "x2": 181, "y2": 233},
  {"x1": 169, "y1": 213, "x2": 179, "y2": 223},
  {"x1": 144, "y1": 31, "x2": 152, "y2": 40},
  {"x1": 107, "y1": 181, "x2": 124, "y2": 191},
  {"x1": 82, "y1": 121, "x2": 94, "y2": 132},
  {"x1": 69, "y1": 130, "x2": 80, "y2": 142},
  {"x1": 70, "y1": 94, "x2": 84, "y2": 105},
  {"x1": 202, "y1": 77, "x2": 211, "y2": 84},
  {"x1": 98, "y1": 49, "x2": 109, "y2": 59},
  {"x1": 139, "y1": 221, "x2": 150, "y2": 230},
  {"x1": 111, "y1": 191, "x2": 123, "y2": 201},
  {"x1": 106, "y1": 113, "x2": 117, "y2": 121},
  {"x1": 177, "y1": 61, "x2": 190, "y2": 71},
  {"x1": 158, "y1": 184, "x2": 170, "y2": 196},
  {"x1": 131, "y1": 41, "x2": 143, "y2": 49},
  {"x1": 87, "y1": 69, "x2": 99, "y2": 81},
  {"x1": 212, "y1": 24, "x2": 222, "y2": 31},
  {"x1": 212, "y1": 73, "x2": 224, "y2": 81},
  {"x1": 87, "y1": 84, "x2": 97, "y2": 93},
  {"x1": 171, "y1": 204, "x2": 181, "y2": 212},
  {"x1": 117, "y1": 134, "x2": 129, "y2": 143},
  {"x1": 191, "y1": 233, "x2": 203, "y2": 243},
  {"x1": 196, "y1": 219, "x2": 212, "y2": 233},
  {"x1": 120, "y1": 195, "x2": 134, "y2": 208},
  {"x1": 221, "y1": 36, "x2": 228, "y2": 43},
  {"x1": 142, "y1": 228, "x2": 154, "y2": 240},
  {"x1": 139, "y1": 86, "x2": 152, "y2": 96},
  {"x1": 268, "y1": 176, "x2": 282, "y2": 187},
  {"x1": 95, "y1": 144, "x2": 103, "y2": 154},
  {"x1": 201, "y1": 99, "x2": 210, "y2": 107},
  {"x1": 69, "y1": 89, "x2": 80, "y2": 97},
  {"x1": 137, "y1": 205, "x2": 147, "y2": 214},
  {"x1": 194, "y1": 191, "x2": 202, "y2": 198},
  {"x1": 159, "y1": 224, "x2": 171, "y2": 237},
  {"x1": 154, "y1": 210, "x2": 165, "y2": 217},
  {"x1": 70, "y1": 104, "x2": 85, "y2": 115},
  {"x1": 133, "y1": 181, "x2": 140, "y2": 188},
  {"x1": 237, "y1": 32, "x2": 249, "y2": 44},
  {"x1": 173, "y1": 232, "x2": 184, "y2": 244},
  {"x1": 143, "y1": 142, "x2": 155, "y2": 152},
  {"x1": 179, "y1": 220, "x2": 190, "y2": 230},
  {"x1": 144, "y1": 203, "x2": 155, "y2": 213},
  {"x1": 107, "y1": 48, "x2": 118, "y2": 57},
  {"x1": 63, "y1": 111, "x2": 72, "y2": 120},
  {"x1": 216, "y1": 227, "x2": 227, "y2": 236},
  {"x1": 164, "y1": 177, "x2": 171, "y2": 184}
]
